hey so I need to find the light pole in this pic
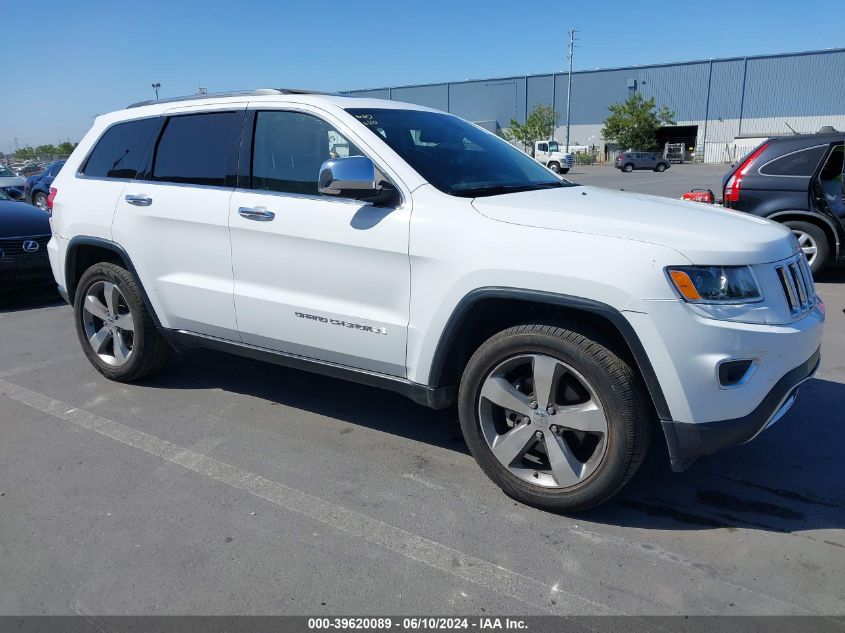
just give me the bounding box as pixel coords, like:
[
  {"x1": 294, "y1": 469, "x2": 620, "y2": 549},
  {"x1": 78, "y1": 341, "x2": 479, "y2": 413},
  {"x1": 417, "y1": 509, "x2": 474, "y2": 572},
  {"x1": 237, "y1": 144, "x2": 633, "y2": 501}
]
[
  {"x1": 564, "y1": 28, "x2": 577, "y2": 153},
  {"x1": 151, "y1": 83, "x2": 161, "y2": 100}
]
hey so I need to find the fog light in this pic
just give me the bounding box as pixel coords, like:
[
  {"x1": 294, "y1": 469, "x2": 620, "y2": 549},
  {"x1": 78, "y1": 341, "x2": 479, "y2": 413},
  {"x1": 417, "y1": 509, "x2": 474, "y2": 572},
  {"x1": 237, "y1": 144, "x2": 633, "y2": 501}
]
[{"x1": 718, "y1": 359, "x2": 756, "y2": 388}]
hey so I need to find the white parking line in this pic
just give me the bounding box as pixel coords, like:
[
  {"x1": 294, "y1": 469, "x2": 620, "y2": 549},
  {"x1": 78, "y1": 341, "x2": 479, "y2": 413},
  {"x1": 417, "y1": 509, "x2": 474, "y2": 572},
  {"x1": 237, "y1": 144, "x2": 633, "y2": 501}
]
[{"x1": 0, "y1": 377, "x2": 609, "y2": 615}]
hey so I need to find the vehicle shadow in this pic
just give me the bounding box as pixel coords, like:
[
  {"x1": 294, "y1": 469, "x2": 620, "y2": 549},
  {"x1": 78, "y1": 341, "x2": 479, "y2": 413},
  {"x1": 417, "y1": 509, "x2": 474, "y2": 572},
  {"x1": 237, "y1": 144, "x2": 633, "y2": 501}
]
[
  {"x1": 141, "y1": 348, "x2": 845, "y2": 534},
  {"x1": 587, "y1": 377, "x2": 845, "y2": 533},
  {"x1": 0, "y1": 288, "x2": 63, "y2": 313},
  {"x1": 815, "y1": 265, "x2": 845, "y2": 284}
]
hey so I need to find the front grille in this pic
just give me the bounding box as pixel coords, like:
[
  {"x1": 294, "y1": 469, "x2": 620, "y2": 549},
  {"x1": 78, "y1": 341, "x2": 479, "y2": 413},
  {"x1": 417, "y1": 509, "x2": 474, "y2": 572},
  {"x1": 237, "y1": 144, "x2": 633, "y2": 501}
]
[
  {"x1": 0, "y1": 235, "x2": 51, "y2": 260},
  {"x1": 775, "y1": 255, "x2": 816, "y2": 318}
]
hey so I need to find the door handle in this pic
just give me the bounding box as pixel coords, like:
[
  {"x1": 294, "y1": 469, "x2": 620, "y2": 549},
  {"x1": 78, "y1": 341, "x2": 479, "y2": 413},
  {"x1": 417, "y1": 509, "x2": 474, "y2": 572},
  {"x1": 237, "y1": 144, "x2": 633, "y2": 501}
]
[
  {"x1": 238, "y1": 206, "x2": 275, "y2": 221},
  {"x1": 125, "y1": 194, "x2": 152, "y2": 207}
]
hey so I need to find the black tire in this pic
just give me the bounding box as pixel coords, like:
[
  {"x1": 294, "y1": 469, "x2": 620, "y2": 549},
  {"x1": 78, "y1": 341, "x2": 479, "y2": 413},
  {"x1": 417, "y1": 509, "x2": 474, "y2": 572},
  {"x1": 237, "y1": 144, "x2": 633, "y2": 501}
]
[
  {"x1": 458, "y1": 323, "x2": 651, "y2": 512},
  {"x1": 32, "y1": 191, "x2": 48, "y2": 209},
  {"x1": 655, "y1": 163, "x2": 667, "y2": 172},
  {"x1": 560, "y1": 168, "x2": 570, "y2": 175},
  {"x1": 783, "y1": 220, "x2": 830, "y2": 275},
  {"x1": 623, "y1": 163, "x2": 634, "y2": 172},
  {"x1": 74, "y1": 262, "x2": 171, "y2": 382},
  {"x1": 548, "y1": 162, "x2": 561, "y2": 174}
]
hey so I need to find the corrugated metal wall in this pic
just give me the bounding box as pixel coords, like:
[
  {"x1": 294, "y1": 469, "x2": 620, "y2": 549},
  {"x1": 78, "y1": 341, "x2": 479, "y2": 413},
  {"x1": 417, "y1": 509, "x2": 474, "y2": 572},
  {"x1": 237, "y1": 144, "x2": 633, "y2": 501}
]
[{"x1": 347, "y1": 49, "x2": 845, "y2": 160}]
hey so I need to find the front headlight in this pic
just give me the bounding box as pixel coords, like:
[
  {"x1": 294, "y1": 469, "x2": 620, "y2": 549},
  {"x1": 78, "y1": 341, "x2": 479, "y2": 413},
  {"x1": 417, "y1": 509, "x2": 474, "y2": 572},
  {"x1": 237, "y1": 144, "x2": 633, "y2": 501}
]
[{"x1": 667, "y1": 265, "x2": 762, "y2": 304}]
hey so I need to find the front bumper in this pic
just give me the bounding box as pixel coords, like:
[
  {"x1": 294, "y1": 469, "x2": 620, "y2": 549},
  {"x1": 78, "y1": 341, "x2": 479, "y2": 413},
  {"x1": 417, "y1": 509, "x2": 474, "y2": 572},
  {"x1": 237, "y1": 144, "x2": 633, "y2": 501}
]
[{"x1": 661, "y1": 346, "x2": 820, "y2": 471}]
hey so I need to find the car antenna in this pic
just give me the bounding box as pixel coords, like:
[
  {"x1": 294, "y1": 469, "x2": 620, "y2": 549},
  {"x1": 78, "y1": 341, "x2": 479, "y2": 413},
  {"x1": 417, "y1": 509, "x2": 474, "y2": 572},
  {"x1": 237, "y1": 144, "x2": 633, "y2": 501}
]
[{"x1": 784, "y1": 121, "x2": 799, "y2": 135}]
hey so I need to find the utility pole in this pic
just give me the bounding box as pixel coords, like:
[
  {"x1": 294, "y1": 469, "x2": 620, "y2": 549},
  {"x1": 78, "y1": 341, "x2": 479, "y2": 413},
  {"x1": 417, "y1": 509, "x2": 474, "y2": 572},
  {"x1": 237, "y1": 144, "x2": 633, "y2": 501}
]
[{"x1": 564, "y1": 28, "x2": 577, "y2": 153}]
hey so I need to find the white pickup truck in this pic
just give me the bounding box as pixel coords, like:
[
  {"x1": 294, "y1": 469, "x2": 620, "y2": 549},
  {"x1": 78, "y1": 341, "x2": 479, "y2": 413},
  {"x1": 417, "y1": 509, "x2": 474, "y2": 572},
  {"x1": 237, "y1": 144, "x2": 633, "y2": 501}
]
[{"x1": 533, "y1": 139, "x2": 574, "y2": 174}]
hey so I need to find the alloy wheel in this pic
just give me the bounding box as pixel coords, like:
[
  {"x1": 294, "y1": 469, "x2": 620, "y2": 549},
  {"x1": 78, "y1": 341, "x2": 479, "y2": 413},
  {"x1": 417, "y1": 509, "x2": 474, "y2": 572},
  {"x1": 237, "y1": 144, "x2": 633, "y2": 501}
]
[
  {"x1": 477, "y1": 354, "x2": 608, "y2": 489},
  {"x1": 793, "y1": 230, "x2": 818, "y2": 267},
  {"x1": 81, "y1": 280, "x2": 135, "y2": 367}
]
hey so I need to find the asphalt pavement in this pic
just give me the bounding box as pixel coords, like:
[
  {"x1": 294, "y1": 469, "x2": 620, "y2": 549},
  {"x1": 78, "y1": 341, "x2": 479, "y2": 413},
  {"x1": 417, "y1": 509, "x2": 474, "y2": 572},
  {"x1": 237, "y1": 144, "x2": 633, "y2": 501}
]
[{"x1": 0, "y1": 165, "x2": 842, "y2": 616}]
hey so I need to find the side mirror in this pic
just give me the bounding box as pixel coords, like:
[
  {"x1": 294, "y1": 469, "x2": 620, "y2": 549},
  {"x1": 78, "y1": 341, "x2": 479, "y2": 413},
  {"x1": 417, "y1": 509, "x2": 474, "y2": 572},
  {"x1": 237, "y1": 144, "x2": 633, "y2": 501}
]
[{"x1": 318, "y1": 156, "x2": 381, "y2": 199}]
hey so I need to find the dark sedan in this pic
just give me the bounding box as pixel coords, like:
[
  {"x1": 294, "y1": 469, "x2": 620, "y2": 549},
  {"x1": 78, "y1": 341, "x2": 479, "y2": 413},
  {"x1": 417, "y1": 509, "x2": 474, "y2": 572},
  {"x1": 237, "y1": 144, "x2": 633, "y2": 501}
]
[{"x1": 0, "y1": 190, "x2": 54, "y2": 293}]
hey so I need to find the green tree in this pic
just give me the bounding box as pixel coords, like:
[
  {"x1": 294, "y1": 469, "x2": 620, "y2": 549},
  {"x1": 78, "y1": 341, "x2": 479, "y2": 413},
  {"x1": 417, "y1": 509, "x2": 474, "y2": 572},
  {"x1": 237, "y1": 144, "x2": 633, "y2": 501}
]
[
  {"x1": 35, "y1": 144, "x2": 58, "y2": 155},
  {"x1": 502, "y1": 104, "x2": 561, "y2": 153},
  {"x1": 601, "y1": 93, "x2": 675, "y2": 151},
  {"x1": 57, "y1": 141, "x2": 78, "y2": 155}
]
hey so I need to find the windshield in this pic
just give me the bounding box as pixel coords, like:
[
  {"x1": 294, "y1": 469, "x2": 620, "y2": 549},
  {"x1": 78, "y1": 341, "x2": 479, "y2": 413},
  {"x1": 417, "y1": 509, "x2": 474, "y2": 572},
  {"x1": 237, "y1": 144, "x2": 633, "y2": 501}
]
[
  {"x1": 346, "y1": 108, "x2": 573, "y2": 197},
  {"x1": 0, "y1": 165, "x2": 15, "y2": 177},
  {"x1": 548, "y1": 141, "x2": 560, "y2": 152}
]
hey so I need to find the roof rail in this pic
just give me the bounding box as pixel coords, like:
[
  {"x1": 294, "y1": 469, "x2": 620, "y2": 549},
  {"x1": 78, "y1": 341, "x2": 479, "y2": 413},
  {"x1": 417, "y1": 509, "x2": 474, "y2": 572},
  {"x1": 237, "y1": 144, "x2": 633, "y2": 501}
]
[{"x1": 126, "y1": 88, "x2": 341, "y2": 109}]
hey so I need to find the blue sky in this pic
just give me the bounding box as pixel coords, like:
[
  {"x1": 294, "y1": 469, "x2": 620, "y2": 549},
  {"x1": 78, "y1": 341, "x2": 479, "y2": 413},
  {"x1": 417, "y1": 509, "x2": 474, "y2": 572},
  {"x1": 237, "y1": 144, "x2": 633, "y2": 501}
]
[{"x1": 1, "y1": 0, "x2": 842, "y2": 151}]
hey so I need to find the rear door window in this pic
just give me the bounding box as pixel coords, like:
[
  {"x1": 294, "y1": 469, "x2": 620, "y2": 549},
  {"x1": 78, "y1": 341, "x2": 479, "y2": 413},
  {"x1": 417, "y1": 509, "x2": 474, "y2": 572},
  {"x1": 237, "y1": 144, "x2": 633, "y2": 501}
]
[
  {"x1": 152, "y1": 112, "x2": 241, "y2": 187},
  {"x1": 759, "y1": 145, "x2": 827, "y2": 177},
  {"x1": 82, "y1": 118, "x2": 158, "y2": 179}
]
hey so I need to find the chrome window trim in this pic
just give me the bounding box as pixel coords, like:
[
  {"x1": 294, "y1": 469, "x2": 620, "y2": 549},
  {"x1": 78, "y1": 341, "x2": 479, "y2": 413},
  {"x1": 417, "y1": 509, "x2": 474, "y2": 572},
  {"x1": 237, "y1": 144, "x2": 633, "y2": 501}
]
[{"x1": 756, "y1": 144, "x2": 827, "y2": 178}]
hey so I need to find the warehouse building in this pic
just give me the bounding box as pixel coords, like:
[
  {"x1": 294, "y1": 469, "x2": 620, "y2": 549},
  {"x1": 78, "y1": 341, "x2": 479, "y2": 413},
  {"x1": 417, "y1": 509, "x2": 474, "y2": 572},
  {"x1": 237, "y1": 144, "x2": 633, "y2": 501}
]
[{"x1": 347, "y1": 48, "x2": 845, "y2": 163}]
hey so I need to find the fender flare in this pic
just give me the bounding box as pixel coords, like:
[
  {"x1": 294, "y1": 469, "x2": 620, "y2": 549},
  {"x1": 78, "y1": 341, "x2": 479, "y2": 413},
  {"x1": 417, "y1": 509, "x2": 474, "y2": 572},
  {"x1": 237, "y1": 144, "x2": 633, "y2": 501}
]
[
  {"x1": 767, "y1": 210, "x2": 841, "y2": 258},
  {"x1": 426, "y1": 287, "x2": 672, "y2": 421},
  {"x1": 65, "y1": 236, "x2": 163, "y2": 328}
]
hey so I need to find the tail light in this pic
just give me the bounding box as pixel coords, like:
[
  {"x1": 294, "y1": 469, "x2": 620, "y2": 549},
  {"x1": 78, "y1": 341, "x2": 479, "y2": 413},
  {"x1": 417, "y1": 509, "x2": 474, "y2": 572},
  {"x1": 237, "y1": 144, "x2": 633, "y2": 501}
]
[
  {"x1": 723, "y1": 143, "x2": 768, "y2": 207},
  {"x1": 47, "y1": 187, "x2": 57, "y2": 211}
]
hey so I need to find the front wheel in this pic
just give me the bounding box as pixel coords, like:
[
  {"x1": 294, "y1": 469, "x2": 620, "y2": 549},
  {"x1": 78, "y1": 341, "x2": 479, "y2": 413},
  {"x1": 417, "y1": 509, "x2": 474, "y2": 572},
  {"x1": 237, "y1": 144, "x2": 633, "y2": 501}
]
[
  {"x1": 74, "y1": 262, "x2": 172, "y2": 382},
  {"x1": 655, "y1": 163, "x2": 667, "y2": 172},
  {"x1": 458, "y1": 324, "x2": 650, "y2": 512},
  {"x1": 547, "y1": 162, "x2": 561, "y2": 174},
  {"x1": 784, "y1": 220, "x2": 829, "y2": 275}
]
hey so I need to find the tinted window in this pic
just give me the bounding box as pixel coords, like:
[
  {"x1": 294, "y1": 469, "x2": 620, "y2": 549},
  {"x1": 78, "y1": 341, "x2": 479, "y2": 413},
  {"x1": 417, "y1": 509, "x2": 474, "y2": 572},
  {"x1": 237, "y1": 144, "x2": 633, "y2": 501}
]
[
  {"x1": 347, "y1": 108, "x2": 567, "y2": 197},
  {"x1": 153, "y1": 112, "x2": 240, "y2": 187},
  {"x1": 251, "y1": 111, "x2": 363, "y2": 196},
  {"x1": 537, "y1": 143, "x2": 548, "y2": 152},
  {"x1": 83, "y1": 118, "x2": 157, "y2": 179},
  {"x1": 759, "y1": 145, "x2": 827, "y2": 177}
]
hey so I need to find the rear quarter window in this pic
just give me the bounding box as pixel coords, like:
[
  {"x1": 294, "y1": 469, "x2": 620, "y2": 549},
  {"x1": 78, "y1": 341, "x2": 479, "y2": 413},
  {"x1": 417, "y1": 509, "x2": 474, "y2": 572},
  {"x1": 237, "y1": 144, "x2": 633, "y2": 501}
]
[
  {"x1": 82, "y1": 118, "x2": 158, "y2": 179},
  {"x1": 759, "y1": 145, "x2": 827, "y2": 177}
]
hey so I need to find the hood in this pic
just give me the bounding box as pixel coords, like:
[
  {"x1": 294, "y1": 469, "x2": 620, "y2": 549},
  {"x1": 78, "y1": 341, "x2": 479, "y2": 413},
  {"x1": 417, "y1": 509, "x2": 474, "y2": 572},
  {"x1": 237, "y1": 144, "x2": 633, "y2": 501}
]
[
  {"x1": 0, "y1": 200, "x2": 51, "y2": 237},
  {"x1": 0, "y1": 175, "x2": 25, "y2": 188},
  {"x1": 471, "y1": 185, "x2": 797, "y2": 265}
]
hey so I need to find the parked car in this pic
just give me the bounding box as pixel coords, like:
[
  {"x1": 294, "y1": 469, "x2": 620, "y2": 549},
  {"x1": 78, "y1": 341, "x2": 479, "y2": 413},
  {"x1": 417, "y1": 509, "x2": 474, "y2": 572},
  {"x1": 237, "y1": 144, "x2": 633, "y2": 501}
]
[
  {"x1": 615, "y1": 150, "x2": 670, "y2": 172},
  {"x1": 48, "y1": 90, "x2": 823, "y2": 512},
  {"x1": 532, "y1": 140, "x2": 573, "y2": 174},
  {"x1": 25, "y1": 160, "x2": 65, "y2": 210},
  {"x1": 0, "y1": 164, "x2": 26, "y2": 200},
  {"x1": 17, "y1": 162, "x2": 46, "y2": 178},
  {"x1": 0, "y1": 190, "x2": 54, "y2": 292},
  {"x1": 722, "y1": 130, "x2": 845, "y2": 275}
]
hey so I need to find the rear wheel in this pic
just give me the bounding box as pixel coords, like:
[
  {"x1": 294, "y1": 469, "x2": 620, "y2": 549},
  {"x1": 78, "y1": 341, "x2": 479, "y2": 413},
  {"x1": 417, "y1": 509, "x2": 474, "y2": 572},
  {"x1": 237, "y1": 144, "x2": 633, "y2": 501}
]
[
  {"x1": 623, "y1": 163, "x2": 634, "y2": 172},
  {"x1": 32, "y1": 191, "x2": 48, "y2": 210},
  {"x1": 784, "y1": 220, "x2": 829, "y2": 275},
  {"x1": 458, "y1": 324, "x2": 650, "y2": 512},
  {"x1": 74, "y1": 262, "x2": 171, "y2": 382}
]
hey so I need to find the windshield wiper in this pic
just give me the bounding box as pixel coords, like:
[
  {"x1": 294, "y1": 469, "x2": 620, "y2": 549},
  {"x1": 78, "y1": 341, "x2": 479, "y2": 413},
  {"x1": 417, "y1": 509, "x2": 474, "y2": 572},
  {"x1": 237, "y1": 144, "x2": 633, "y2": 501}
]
[{"x1": 452, "y1": 181, "x2": 564, "y2": 198}]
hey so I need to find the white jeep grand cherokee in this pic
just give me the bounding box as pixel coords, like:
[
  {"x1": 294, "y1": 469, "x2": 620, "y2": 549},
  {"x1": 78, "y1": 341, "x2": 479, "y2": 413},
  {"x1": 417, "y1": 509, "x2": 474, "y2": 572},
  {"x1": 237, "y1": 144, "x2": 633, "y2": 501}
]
[{"x1": 47, "y1": 89, "x2": 824, "y2": 511}]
